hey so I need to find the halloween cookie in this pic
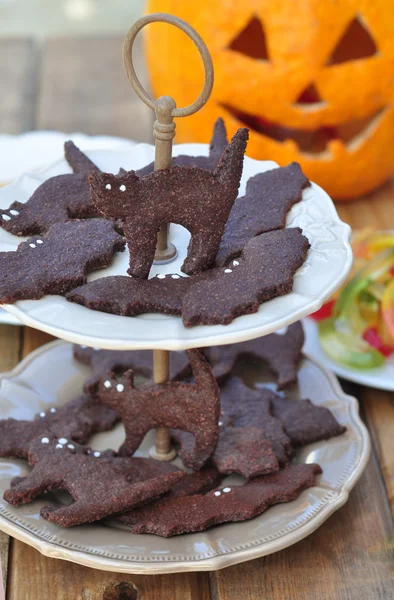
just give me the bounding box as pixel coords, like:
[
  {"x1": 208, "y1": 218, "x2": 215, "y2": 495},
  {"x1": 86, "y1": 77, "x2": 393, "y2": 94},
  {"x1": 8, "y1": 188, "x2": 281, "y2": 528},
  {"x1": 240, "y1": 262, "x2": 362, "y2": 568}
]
[
  {"x1": 0, "y1": 142, "x2": 100, "y2": 236},
  {"x1": 98, "y1": 350, "x2": 220, "y2": 469},
  {"x1": 215, "y1": 162, "x2": 310, "y2": 266},
  {"x1": 182, "y1": 228, "x2": 309, "y2": 326},
  {"x1": 90, "y1": 128, "x2": 248, "y2": 278},
  {"x1": 0, "y1": 394, "x2": 119, "y2": 459},
  {"x1": 204, "y1": 321, "x2": 304, "y2": 388},
  {"x1": 130, "y1": 463, "x2": 322, "y2": 537},
  {"x1": 219, "y1": 377, "x2": 293, "y2": 465},
  {"x1": 67, "y1": 229, "x2": 309, "y2": 327},
  {"x1": 3, "y1": 437, "x2": 185, "y2": 527},
  {"x1": 73, "y1": 344, "x2": 190, "y2": 393},
  {"x1": 118, "y1": 465, "x2": 222, "y2": 527},
  {"x1": 211, "y1": 426, "x2": 279, "y2": 478},
  {"x1": 271, "y1": 397, "x2": 346, "y2": 446},
  {"x1": 136, "y1": 117, "x2": 229, "y2": 176},
  {"x1": 68, "y1": 274, "x2": 191, "y2": 318},
  {"x1": 0, "y1": 219, "x2": 125, "y2": 304}
]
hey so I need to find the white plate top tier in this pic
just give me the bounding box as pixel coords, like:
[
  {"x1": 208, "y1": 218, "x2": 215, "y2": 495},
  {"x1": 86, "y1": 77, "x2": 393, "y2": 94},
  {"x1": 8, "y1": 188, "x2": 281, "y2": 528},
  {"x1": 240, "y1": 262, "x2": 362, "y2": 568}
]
[{"x1": 0, "y1": 143, "x2": 352, "y2": 350}]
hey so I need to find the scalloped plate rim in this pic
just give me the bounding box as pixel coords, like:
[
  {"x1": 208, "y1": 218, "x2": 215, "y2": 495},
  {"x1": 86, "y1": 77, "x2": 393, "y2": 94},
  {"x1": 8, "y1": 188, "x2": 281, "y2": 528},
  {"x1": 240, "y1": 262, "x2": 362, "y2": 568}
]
[
  {"x1": 0, "y1": 340, "x2": 370, "y2": 574},
  {"x1": 0, "y1": 144, "x2": 353, "y2": 350}
]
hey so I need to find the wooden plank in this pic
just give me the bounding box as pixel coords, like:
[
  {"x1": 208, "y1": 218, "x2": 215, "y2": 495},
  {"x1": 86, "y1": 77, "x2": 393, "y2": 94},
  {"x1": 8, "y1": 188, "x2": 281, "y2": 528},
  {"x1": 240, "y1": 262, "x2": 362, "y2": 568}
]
[
  {"x1": 363, "y1": 389, "x2": 394, "y2": 512},
  {"x1": 336, "y1": 178, "x2": 394, "y2": 231},
  {"x1": 0, "y1": 323, "x2": 22, "y2": 587},
  {"x1": 21, "y1": 328, "x2": 54, "y2": 358},
  {"x1": 212, "y1": 451, "x2": 394, "y2": 600},
  {"x1": 37, "y1": 36, "x2": 154, "y2": 142},
  {"x1": 0, "y1": 39, "x2": 37, "y2": 134},
  {"x1": 6, "y1": 546, "x2": 210, "y2": 600}
]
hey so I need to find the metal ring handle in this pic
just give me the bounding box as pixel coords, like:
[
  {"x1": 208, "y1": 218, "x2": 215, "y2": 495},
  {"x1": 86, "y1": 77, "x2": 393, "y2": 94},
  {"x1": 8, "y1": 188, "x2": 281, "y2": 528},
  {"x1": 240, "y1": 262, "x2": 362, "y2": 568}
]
[{"x1": 123, "y1": 12, "x2": 214, "y2": 118}]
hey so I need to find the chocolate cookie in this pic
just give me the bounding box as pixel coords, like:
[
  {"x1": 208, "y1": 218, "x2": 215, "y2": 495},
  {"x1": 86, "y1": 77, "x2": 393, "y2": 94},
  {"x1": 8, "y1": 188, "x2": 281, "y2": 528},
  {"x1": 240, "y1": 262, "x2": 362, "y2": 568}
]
[
  {"x1": 68, "y1": 274, "x2": 191, "y2": 318},
  {"x1": 130, "y1": 463, "x2": 322, "y2": 536},
  {"x1": 216, "y1": 162, "x2": 310, "y2": 266},
  {"x1": 67, "y1": 230, "x2": 309, "y2": 327},
  {"x1": 3, "y1": 436, "x2": 185, "y2": 527},
  {"x1": 220, "y1": 377, "x2": 293, "y2": 465},
  {"x1": 0, "y1": 394, "x2": 119, "y2": 459},
  {"x1": 204, "y1": 321, "x2": 305, "y2": 389},
  {"x1": 119, "y1": 465, "x2": 222, "y2": 527},
  {"x1": 212, "y1": 427, "x2": 279, "y2": 479},
  {"x1": 0, "y1": 219, "x2": 125, "y2": 304},
  {"x1": 98, "y1": 350, "x2": 220, "y2": 469},
  {"x1": 0, "y1": 142, "x2": 100, "y2": 236},
  {"x1": 271, "y1": 396, "x2": 346, "y2": 446},
  {"x1": 136, "y1": 117, "x2": 229, "y2": 176},
  {"x1": 73, "y1": 345, "x2": 190, "y2": 393},
  {"x1": 90, "y1": 128, "x2": 248, "y2": 278},
  {"x1": 182, "y1": 228, "x2": 310, "y2": 327}
]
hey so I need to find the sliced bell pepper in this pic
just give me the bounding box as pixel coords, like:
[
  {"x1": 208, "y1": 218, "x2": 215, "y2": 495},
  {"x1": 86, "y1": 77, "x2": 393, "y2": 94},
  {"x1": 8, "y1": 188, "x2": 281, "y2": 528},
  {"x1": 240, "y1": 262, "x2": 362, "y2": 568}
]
[
  {"x1": 309, "y1": 299, "x2": 335, "y2": 321},
  {"x1": 333, "y1": 247, "x2": 394, "y2": 322},
  {"x1": 318, "y1": 318, "x2": 385, "y2": 370},
  {"x1": 381, "y1": 278, "x2": 394, "y2": 340},
  {"x1": 362, "y1": 327, "x2": 393, "y2": 357}
]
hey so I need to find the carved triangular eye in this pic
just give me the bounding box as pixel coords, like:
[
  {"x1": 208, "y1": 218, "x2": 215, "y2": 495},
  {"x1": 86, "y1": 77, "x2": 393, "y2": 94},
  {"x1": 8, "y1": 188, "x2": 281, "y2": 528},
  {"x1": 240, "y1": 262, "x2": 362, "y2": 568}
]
[
  {"x1": 228, "y1": 16, "x2": 269, "y2": 60},
  {"x1": 326, "y1": 16, "x2": 377, "y2": 65}
]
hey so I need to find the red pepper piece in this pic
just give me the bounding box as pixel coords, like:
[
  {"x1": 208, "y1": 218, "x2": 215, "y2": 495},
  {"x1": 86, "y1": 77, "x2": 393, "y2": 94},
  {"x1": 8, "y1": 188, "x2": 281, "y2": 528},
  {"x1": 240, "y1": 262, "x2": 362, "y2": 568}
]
[
  {"x1": 362, "y1": 327, "x2": 393, "y2": 357},
  {"x1": 310, "y1": 299, "x2": 336, "y2": 321}
]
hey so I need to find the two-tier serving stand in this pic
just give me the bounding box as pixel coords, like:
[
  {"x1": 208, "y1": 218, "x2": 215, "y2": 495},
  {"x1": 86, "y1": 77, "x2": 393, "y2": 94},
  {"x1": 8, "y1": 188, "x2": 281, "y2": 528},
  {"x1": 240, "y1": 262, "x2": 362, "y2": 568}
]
[{"x1": 0, "y1": 14, "x2": 369, "y2": 574}]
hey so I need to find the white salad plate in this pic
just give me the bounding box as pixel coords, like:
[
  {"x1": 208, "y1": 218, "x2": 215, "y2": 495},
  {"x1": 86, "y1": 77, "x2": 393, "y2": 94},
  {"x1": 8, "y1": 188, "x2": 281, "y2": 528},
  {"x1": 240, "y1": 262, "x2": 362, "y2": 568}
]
[
  {"x1": 0, "y1": 144, "x2": 352, "y2": 350},
  {"x1": 303, "y1": 317, "x2": 394, "y2": 392},
  {"x1": 0, "y1": 340, "x2": 370, "y2": 574}
]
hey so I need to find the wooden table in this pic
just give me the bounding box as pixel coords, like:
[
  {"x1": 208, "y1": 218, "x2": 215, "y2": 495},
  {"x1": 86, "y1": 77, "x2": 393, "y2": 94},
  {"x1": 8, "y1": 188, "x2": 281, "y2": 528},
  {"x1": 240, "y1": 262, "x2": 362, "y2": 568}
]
[{"x1": 1, "y1": 36, "x2": 393, "y2": 600}]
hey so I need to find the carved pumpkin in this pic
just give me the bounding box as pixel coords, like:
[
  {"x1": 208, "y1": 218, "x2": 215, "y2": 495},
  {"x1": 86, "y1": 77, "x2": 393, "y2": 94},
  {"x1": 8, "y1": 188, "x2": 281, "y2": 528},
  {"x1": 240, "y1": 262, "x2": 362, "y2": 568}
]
[{"x1": 145, "y1": 0, "x2": 394, "y2": 200}]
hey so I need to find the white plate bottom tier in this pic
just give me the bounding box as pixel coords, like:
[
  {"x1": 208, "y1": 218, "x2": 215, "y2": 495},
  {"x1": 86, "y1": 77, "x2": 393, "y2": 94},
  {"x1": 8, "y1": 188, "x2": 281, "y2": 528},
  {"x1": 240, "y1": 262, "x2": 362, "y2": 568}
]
[
  {"x1": 0, "y1": 144, "x2": 352, "y2": 350},
  {"x1": 0, "y1": 341, "x2": 370, "y2": 574}
]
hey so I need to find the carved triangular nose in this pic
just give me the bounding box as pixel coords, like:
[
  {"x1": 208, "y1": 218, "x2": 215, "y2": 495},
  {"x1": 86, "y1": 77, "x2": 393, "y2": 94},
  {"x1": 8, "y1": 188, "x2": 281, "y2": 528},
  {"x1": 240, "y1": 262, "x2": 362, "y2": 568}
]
[{"x1": 293, "y1": 83, "x2": 323, "y2": 106}]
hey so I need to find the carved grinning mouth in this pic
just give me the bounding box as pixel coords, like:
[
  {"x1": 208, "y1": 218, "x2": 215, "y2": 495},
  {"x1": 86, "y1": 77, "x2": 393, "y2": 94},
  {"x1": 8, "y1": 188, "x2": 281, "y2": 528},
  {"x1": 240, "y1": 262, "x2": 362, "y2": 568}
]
[{"x1": 220, "y1": 103, "x2": 386, "y2": 156}]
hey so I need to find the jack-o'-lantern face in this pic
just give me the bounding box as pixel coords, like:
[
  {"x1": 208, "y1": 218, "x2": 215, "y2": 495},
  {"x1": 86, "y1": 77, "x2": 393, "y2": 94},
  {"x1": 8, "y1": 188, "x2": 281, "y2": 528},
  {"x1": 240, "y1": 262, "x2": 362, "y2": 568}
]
[{"x1": 146, "y1": 0, "x2": 394, "y2": 199}]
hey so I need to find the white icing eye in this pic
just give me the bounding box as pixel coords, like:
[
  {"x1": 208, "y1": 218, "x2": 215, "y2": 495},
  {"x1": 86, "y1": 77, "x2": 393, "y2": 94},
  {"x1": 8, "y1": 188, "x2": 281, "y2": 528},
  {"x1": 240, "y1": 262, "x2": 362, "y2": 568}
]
[
  {"x1": 56, "y1": 443, "x2": 64, "y2": 449},
  {"x1": 36, "y1": 240, "x2": 43, "y2": 244},
  {"x1": 41, "y1": 437, "x2": 49, "y2": 444},
  {"x1": 39, "y1": 412, "x2": 46, "y2": 418},
  {"x1": 2, "y1": 214, "x2": 11, "y2": 221},
  {"x1": 157, "y1": 274, "x2": 166, "y2": 279},
  {"x1": 105, "y1": 183, "x2": 112, "y2": 190},
  {"x1": 10, "y1": 210, "x2": 19, "y2": 216},
  {"x1": 233, "y1": 261, "x2": 240, "y2": 266},
  {"x1": 58, "y1": 438, "x2": 68, "y2": 444},
  {"x1": 29, "y1": 243, "x2": 36, "y2": 248},
  {"x1": 49, "y1": 407, "x2": 56, "y2": 413},
  {"x1": 67, "y1": 444, "x2": 75, "y2": 450},
  {"x1": 171, "y1": 274, "x2": 180, "y2": 279},
  {"x1": 104, "y1": 380, "x2": 112, "y2": 389},
  {"x1": 93, "y1": 451, "x2": 101, "y2": 457},
  {"x1": 223, "y1": 487, "x2": 231, "y2": 493},
  {"x1": 218, "y1": 420, "x2": 223, "y2": 426},
  {"x1": 224, "y1": 269, "x2": 232, "y2": 274},
  {"x1": 116, "y1": 383, "x2": 124, "y2": 392},
  {"x1": 214, "y1": 491, "x2": 221, "y2": 497},
  {"x1": 119, "y1": 184, "x2": 126, "y2": 192}
]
